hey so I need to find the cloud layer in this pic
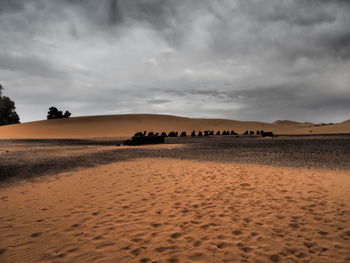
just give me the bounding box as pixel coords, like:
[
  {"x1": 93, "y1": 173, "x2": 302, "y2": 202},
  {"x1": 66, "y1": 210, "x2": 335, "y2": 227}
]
[{"x1": 1, "y1": 0, "x2": 349, "y2": 122}]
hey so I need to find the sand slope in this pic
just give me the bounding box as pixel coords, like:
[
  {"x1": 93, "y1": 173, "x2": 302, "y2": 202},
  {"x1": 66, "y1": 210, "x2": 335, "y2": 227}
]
[
  {"x1": 0, "y1": 114, "x2": 349, "y2": 139},
  {"x1": 1, "y1": 159, "x2": 349, "y2": 263}
]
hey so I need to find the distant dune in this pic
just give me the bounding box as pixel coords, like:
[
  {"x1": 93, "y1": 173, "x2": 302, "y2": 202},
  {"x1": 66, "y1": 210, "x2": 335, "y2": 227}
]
[
  {"x1": 0, "y1": 114, "x2": 349, "y2": 139},
  {"x1": 273, "y1": 120, "x2": 301, "y2": 125}
]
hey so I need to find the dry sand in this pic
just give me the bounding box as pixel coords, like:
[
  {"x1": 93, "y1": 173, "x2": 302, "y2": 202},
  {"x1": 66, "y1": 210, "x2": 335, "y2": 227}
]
[
  {"x1": 0, "y1": 114, "x2": 349, "y2": 139},
  {"x1": 1, "y1": 158, "x2": 349, "y2": 263}
]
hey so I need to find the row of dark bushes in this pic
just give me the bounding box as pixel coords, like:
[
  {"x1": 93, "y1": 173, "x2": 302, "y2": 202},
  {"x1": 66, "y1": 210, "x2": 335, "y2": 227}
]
[
  {"x1": 243, "y1": 130, "x2": 271, "y2": 135},
  {"x1": 124, "y1": 129, "x2": 275, "y2": 146},
  {"x1": 134, "y1": 129, "x2": 274, "y2": 137},
  {"x1": 134, "y1": 130, "x2": 238, "y2": 137}
]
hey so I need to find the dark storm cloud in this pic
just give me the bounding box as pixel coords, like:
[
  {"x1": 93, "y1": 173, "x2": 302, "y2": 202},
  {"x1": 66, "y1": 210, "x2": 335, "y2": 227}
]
[
  {"x1": 0, "y1": 0, "x2": 349, "y2": 123},
  {"x1": 0, "y1": 53, "x2": 66, "y2": 78},
  {"x1": 0, "y1": 0, "x2": 28, "y2": 13}
]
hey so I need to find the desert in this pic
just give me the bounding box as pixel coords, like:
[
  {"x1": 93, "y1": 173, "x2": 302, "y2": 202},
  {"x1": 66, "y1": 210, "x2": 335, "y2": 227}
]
[
  {"x1": 1, "y1": 1, "x2": 350, "y2": 262},
  {"x1": 1, "y1": 115, "x2": 350, "y2": 263}
]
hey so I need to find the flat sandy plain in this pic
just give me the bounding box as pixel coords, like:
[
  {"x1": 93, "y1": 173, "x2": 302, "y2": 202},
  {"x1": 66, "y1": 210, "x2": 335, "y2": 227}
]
[{"x1": 1, "y1": 135, "x2": 350, "y2": 263}]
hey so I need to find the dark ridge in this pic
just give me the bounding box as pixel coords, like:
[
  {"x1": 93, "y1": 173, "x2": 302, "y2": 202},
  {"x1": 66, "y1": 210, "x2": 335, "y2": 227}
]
[{"x1": 0, "y1": 139, "x2": 123, "y2": 146}]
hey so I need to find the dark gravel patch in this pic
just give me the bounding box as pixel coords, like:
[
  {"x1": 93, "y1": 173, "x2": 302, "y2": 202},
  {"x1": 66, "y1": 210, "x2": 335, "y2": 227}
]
[{"x1": 0, "y1": 135, "x2": 349, "y2": 184}]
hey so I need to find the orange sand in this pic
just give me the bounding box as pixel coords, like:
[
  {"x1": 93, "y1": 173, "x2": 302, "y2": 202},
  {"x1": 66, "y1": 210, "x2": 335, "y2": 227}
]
[
  {"x1": 0, "y1": 114, "x2": 349, "y2": 139},
  {"x1": 1, "y1": 159, "x2": 349, "y2": 263}
]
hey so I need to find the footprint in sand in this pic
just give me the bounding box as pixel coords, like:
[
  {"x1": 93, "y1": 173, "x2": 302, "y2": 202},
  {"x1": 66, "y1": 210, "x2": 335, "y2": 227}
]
[
  {"x1": 303, "y1": 241, "x2": 316, "y2": 248},
  {"x1": 188, "y1": 252, "x2": 205, "y2": 261},
  {"x1": 95, "y1": 242, "x2": 115, "y2": 249},
  {"x1": 30, "y1": 232, "x2": 42, "y2": 238},
  {"x1": 318, "y1": 230, "x2": 329, "y2": 236},
  {"x1": 237, "y1": 243, "x2": 253, "y2": 253},
  {"x1": 200, "y1": 224, "x2": 210, "y2": 230},
  {"x1": 340, "y1": 231, "x2": 350, "y2": 240},
  {"x1": 150, "y1": 223, "x2": 162, "y2": 228},
  {"x1": 92, "y1": 235, "x2": 103, "y2": 240},
  {"x1": 170, "y1": 232, "x2": 183, "y2": 239},
  {"x1": 66, "y1": 247, "x2": 79, "y2": 254},
  {"x1": 243, "y1": 217, "x2": 252, "y2": 223},
  {"x1": 232, "y1": 230, "x2": 242, "y2": 236},
  {"x1": 130, "y1": 247, "x2": 146, "y2": 256},
  {"x1": 289, "y1": 223, "x2": 299, "y2": 229},
  {"x1": 167, "y1": 258, "x2": 179, "y2": 263},
  {"x1": 193, "y1": 240, "x2": 202, "y2": 247},
  {"x1": 131, "y1": 238, "x2": 144, "y2": 243},
  {"x1": 269, "y1": 254, "x2": 281, "y2": 263},
  {"x1": 71, "y1": 223, "x2": 81, "y2": 228},
  {"x1": 139, "y1": 258, "x2": 151, "y2": 263},
  {"x1": 216, "y1": 242, "x2": 233, "y2": 249},
  {"x1": 154, "y1": 246, "x2": 177, "y2": 253},
  {"x1": 250, "y1": 232, "x2": 259, "y2": 237}
]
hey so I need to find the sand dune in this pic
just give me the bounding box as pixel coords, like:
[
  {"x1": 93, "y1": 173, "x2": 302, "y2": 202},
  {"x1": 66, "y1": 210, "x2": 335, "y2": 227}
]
[
  {"x1": 0, "y1": 114, "x2": 349, "y2": 139},
  {"x1": 1, "y1": 158, "x2": 349, "y2": 263},
  {"x1": 273, "y1": 120, "x2": 301, "y2": 125}
]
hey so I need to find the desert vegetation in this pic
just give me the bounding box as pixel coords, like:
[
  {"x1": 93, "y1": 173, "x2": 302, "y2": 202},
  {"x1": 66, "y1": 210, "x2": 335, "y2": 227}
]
[
  {"x1": 47, "y1": 107, "x2": 71, "y2": 120},
  {"x1": 0, "y1": 84, "x2": 20, "y2": 126}
]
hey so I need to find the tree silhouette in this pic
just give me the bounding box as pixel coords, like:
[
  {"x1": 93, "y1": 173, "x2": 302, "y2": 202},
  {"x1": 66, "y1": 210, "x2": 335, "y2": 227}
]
[
  {"x1": 47, "y1": 107, "x2": 63, "y2": 119},
  {"x1": 64, "y1": 111, "x2": 71, "y2": 118},
  {"x1": 0, "y1": 84, "x2": 20, "y2": 126},
  {"x1": 47, "y1": 107, "x2": 71, "y2": 120}
]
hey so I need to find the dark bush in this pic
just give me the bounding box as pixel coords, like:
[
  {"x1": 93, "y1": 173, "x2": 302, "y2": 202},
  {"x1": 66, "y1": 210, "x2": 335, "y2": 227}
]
[
  {"x1": 64, "y1": 111, "x2": 71, "y2": 118},
  {"x1": 47, "y1": 107, "x2": 71, "y2": 120},
  {"x1": 168, "y1": 131, "x2": 178, "y2": 137},
  {"x1": 0, "y1": 84, "x2": 20, "y2": 126}
]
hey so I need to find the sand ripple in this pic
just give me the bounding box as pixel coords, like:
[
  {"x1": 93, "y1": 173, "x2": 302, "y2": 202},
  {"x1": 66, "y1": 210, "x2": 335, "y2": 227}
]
[{"x1": 0, "y1": 159, "x2": 349, "y2": 262}]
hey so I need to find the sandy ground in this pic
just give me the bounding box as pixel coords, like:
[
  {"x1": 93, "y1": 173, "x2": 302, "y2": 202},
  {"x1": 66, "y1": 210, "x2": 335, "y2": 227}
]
[
  {"x1": 1, "y1": 158, "x2": 349, "y2": 263},
  {"x1": 0, "y1": 114, "x2": 349, "y2": 139}
]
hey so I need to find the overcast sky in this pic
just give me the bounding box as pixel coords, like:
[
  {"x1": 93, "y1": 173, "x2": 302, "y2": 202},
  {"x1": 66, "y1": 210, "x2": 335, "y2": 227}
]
[{"x1": 1, "y1": 0, "x2": 349, "y2": 123}]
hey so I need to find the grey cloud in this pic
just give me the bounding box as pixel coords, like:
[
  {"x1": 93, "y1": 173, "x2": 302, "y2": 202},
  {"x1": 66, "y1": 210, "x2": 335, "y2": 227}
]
[
  {"x1": 150, "y1": 80, "x2": 350, "y2": 122},
  {"x1": 0, "y1": 0, "x2": 349, "y2": 123},
  {"x1": 0, "y1": 0, "x2": 29, "y2": 13},
  {"x1": 63, "y1": 0, "x2": 122, "y2": 26},
  {"x1": 62, "y1": 0, "x2": 174, "y2": 30},
  {"x1": 0, "y1": 53, "x2": 66, "y2": 79},
  {"x1": 147, "y1": 99, "x2": 172, "y2": 104},
  {"x1": 236, "y1": 0, "x2": 339, "y2": 26}
]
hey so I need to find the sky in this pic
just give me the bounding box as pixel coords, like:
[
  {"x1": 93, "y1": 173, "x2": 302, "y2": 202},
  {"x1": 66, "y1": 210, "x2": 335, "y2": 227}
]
[{"x1": 0, "y1": 0, "x2": 349, "y2": 123}]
